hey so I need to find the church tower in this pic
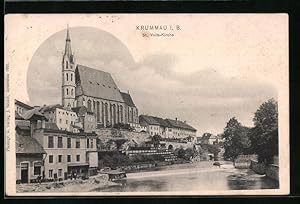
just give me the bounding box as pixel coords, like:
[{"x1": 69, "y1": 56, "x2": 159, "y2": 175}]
[{"x1": 62, "y1": 25, "x2": 76, "y2": 109}]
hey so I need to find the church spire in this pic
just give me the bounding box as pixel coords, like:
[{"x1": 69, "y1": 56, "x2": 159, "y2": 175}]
[{"x1": 64, "y1": 25, "x2": 72, "y2": 58}]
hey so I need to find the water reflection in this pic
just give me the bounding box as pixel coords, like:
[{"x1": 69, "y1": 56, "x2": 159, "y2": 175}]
[{"x1": 92, "y1": 164, "x2": 279, "y2": 192}]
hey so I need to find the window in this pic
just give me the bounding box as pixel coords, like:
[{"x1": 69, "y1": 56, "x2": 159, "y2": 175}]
[
  {"x1": 49, "y1": 155, "x2": 53, "y2": 163},
  {"x1": 91, "y1": 139, "x2": 94, "y2": 148},
  {"x1": 87, "y1": 100, "x2": 92, "y2": 111},
  {"x1": 71, "y1": 88, "x2": 73, "y2": 96},
  {"x1": 66, "y1": 120, "x2": 68, "y2": 124},
  {"x1": 66, "y1": 73, "x2": 69, "y2": 81},
  {"x1": 49, "y1": 169, "x2": 53, "y2": 178},
  {"x1": 58, "y1": 137, "x2": 63, "y2": 148},
  {"x1": 76, "y1": 155, "x2": 80, "y2": 162},
  {"x1": 67, "y1": 155, "x2": 71, "y2": 162},
  {"x1": 58, "y1": 155, "x2": 63, "y2": 163},
  {"x1": 67, "y1": 138, "x2": 71, "y2": 148},
  {"x1": 66, "y1": 61, "x2": 68, "y2": 69},
  {"x1": 71, "y1": 73, "x2": 73, "y2": 81},
  {"x1": 48, "y1": 136, "x2": 54, "y2": 148},
  {"x1": 87, "y1": 138, "x2": 90, "y2": 148},
  {"x1": 66, "y1": 88, "x2": 69, "y2": 95},
  {"x1": 76, "y1": 139, "x2": 80, "y2": 148},
  {"x1": 58, "y1": 169, "x2": 62, "y2": 177},
  {"x1": 33, "y1": 162, "x2": 42, "y2": 176}
]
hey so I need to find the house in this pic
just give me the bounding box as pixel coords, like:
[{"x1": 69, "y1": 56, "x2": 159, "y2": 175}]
[
  {"x1": 17, "y1": 108, "x2": 98, "y2": 182},
  {"x1": 139, "y1": 115, "x2": 162, "y2": 136},
  {"x1": 40, "y1": 104, "x2": 82, "y2": 132},
  {"x1": 71, "y1": 106, "x2": 96, "y2": 133},
  {"x1": 164, "y1": 118, "x2": 197, "y2": 140},
  {"x1": 16, "y1": 133, "x2": 46, "y2": 184},
  {"x1": 199, "y1": 133, "x2": 219, "y2": 145},
  {"x1": 15, "y1": 99, "x2": 33, "y2": 116},
  {"x1": 139, "y1": 115, "x2": 197, "y2": 140}
]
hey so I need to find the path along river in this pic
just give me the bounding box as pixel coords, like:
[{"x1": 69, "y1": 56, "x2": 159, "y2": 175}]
[{"x1": 92, "y1": 161, "x2": 279, "y2": 192}]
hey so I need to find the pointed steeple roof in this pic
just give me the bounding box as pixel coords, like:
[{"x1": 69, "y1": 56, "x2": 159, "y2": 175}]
[
  {"x1": 66, "y1": 24, "x2": 71, "y2": 41},
  {"x1": 64, "y1": 25, "x2": 72, "y2": 58}
]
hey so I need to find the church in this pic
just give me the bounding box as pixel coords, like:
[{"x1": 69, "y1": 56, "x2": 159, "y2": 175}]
[{"x1": 61, "y1": 26, "x2": 139, "y2": 129}]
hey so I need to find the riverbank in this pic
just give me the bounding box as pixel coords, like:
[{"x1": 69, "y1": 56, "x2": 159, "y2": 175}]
[
  {"x1": 93, "y1": 162, "x2": 278, "y2": 192},
  {"x1": 124, "y1": 160, "x2": 234, "y2": 174},
  {"x1": 16, "y1": 174, "x2": 121, "y2": 193}
]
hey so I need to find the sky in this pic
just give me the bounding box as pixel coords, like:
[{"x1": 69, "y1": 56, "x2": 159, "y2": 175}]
[{"x1": 6, "y1": 14, "x2": 288, "y2": 136}]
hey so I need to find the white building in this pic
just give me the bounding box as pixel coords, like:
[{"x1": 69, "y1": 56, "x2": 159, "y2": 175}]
[
  {"x1": 139, "y1": 115, "x2": 197, "y2": 140},
  {"x1": 40, "y1": 104, "x2": 82, "y2": 132}
]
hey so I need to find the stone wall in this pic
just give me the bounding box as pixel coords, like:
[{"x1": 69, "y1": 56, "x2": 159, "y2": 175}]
[{"x1": 95, "y1": 128, "x2": 149, "y2": 145}]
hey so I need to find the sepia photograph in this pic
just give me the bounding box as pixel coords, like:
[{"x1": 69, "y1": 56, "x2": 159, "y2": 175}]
[{"x1": 4, "y1": 14, "x2": 289, "y2": 196}]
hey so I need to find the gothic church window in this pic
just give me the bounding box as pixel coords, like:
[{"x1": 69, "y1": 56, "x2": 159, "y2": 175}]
[
  {"x1": 66, "y1": 88, "x2": 69, "y2": 95},
  {"x1": 66, "y1": 73, "x2": 69, "y2": 81}
]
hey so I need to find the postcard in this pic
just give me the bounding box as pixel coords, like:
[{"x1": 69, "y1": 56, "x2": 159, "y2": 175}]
[{"x1": 4, "y1": 13, "x2": 289, "y2": 196}]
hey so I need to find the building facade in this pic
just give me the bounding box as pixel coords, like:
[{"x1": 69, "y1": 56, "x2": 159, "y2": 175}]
[
  {"x1": 15, "y1": 99, "x2": 33, "y2": 116},
  {"x1": 33, "y1": 128, "x2": 98, "y2": 180},
  {"x1": 16, "y1": 108, "x2": 98, "y2": 182},
  {"x1": 16, "y1": 133, "x2": 46, "y2": 184},
  {"x1": 120, "y1": 92, "x2": 140, "y2": 129},
  {"x1": 40, "y1": 104, "x2": 82, "y2": 132},
  {"x1": 60, "y1": 27, "x2": 139, "y2": 130},
  {"x1": 139, "y1": 115, "x2": 197, "y2": 140},
  {"x1": 72, "y1": 106, "x2": 96, "y2": 133}
]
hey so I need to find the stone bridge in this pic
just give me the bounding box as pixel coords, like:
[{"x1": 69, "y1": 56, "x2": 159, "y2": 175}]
[{"x1": 162, "y1": 141, "x2": 195, "y2": 150}]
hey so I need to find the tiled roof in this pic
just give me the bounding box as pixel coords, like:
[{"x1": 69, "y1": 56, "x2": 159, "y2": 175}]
[
  {"x1": 152, "y1": 117, "x2": 169, "y2": 127},
  {"x1": 139, "y1": 115, "x2": 161, "y2": 126},
  {"x1": 75, "y1": 65, "x2": 125, "y2": 102},
  {"x1": 15, "y1": 99, "x2": 33, "y2": 110},
  {"x1": 72, "y1": 106, "x2": 87, "y2": 116},
  {"x1": 139, "y1": 115, "x2": 196, "y2": 131},
  {"x1": 165, "y1": 119, "x2": 197, "y2": 132},
  {"x1": 120, "y1": 92, "x2": 136, "y2": 107},
  {"x1": 22, "y1": 109, "x2": 48, "y2": 121},
  {"x1": 39, "y1": 104, "x2": 63, "y2": 112},
  {"x1": 15, "y1": 120, "x2": 59, "y2": 130},
  {"x1": 16, "y1": 134, "x2": 46, "y2": 154}
]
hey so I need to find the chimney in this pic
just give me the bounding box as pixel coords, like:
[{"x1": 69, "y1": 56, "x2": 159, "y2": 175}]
[
  {"x1": 41, "y1": 119, "x2": 46, "y2": 129},
  {"x1": 30, "y1": 120, "x2": 38, "y2": 137}
]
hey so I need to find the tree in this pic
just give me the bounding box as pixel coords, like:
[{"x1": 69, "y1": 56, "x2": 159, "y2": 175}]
[
  {"x1": 250, "y1": 99, "x2": 278, "y2": 163},
  {"x1": 202, "y1": 144, "x2": 221, "y2": 161},
  {"x1": 222, "y1": 117, "x2": 251, "y2": 161},
  {"x1": 174, "y1": 147, "x2": 185, "y2": 159},
  {"x1": 152, "y1": 134, "x2": 162, "y2": 148},
  {"x1": 184, "y1": 147, "x2": 197, "y2": 160}
]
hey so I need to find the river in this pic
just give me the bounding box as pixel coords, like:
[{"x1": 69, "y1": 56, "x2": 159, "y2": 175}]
[{"x1": 92, "y1": 161, "x2": 279, "y2": 192}]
